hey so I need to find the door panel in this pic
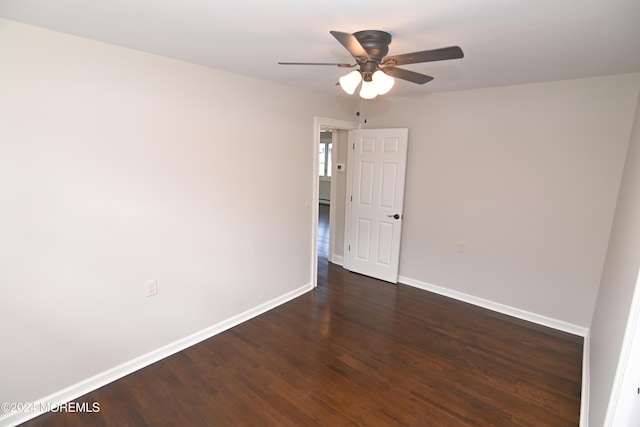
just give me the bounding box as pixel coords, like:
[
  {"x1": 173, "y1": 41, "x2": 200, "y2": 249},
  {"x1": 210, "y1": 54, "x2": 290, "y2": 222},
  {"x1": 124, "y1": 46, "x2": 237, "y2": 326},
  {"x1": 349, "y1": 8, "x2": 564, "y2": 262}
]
[
  {"x1": 377, "y1": 221, "x2": 394, "y2": 265},
  {"x1": 381, "y1": 163, "x2": 398, "y2": 208},
  {"x1": 346, "y1": 128, "x2": 408, "y2": 283},
  {"x1": 356, "y1": 219, "x2": 372, "y2": 260},
  {"x1": 358, "y1": 162, "x2": 375, "y2": 206}
]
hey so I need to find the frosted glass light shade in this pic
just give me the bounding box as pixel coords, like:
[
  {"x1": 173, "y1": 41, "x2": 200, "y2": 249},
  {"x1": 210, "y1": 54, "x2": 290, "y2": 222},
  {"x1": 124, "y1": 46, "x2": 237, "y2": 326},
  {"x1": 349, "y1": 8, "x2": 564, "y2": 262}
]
[
  {"x1": 372, "y1": 70, "x2": 395, "y2": 95},
  {"x1": 359, "y1": 80, "x2": 378, "y2": 99},
  {"x1": 339, "y1": 70, "x2": 362, "y2": 95}
]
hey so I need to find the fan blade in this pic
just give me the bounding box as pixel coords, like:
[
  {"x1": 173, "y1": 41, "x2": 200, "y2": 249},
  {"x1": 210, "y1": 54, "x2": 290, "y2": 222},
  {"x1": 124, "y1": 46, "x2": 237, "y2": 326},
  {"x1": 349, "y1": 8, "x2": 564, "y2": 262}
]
[
  {"x1": 279, "y1": 62, "x2": 355, "y2": 68},
  {"x1": 382, "y1": 67, "x2": 434, "y2": 84},
  {"x1": 383, "y1": 46, "x2": 463, "y2": 66},
  {"x1": 330, "y1": 31, "x2": 371, "y2": 61}
]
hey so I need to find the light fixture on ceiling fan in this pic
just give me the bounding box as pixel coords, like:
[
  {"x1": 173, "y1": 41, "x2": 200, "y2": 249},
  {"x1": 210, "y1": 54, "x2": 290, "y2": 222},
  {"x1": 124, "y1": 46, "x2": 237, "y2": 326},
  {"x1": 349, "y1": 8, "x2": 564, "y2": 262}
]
[
  {"x1": 279, "y1": 30, "x2": 464, "y2": 100},
  {"x1": 339, "y1": 69, "x2": 395, "y2": 99}
]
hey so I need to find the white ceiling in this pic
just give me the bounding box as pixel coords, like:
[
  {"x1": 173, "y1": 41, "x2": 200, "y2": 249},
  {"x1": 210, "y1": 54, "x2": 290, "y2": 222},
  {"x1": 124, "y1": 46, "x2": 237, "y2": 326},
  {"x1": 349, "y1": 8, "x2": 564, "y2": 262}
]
[{"x1": 1, "y1": 0, "x2": 639, "y2": 98}]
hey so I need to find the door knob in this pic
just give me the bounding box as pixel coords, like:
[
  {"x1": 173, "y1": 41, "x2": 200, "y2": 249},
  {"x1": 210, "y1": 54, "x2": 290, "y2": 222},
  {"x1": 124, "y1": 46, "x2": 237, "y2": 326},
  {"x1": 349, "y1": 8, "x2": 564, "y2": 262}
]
[{"x1": 388, "y1": 214, "x2": 400, "y2": 219}]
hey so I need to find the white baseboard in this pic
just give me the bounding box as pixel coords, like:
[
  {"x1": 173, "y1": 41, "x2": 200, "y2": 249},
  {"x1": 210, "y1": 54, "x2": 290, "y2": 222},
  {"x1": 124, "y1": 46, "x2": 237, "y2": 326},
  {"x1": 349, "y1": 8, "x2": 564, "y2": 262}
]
[
  {"x1": 580, "y1": 332, "x2": 590, "y2": 427},
  {"x1": 398, "y1": 275, "x2": 589, "y2": 337},
  {"x1": 330, "y1": 254, "x2": 344, "y2": 266},
  {"x1": 0, "y1": 283, "x2": 313, "y2": 427}
]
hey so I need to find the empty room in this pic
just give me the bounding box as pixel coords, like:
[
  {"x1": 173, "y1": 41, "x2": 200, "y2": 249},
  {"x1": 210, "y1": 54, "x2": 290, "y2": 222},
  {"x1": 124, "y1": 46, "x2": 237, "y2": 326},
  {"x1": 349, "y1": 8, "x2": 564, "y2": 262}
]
[{"x1": 1, "y1": 1, "x2": 640, "y2": 426}]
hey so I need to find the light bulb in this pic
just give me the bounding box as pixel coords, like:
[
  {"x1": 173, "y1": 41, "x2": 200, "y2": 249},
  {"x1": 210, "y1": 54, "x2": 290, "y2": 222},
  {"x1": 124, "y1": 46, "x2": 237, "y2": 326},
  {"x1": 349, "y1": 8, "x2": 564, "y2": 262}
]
[
  {"x1": 339, "y1": 70, "x2": 362, "y2": 95},
  {"x1": 372, "y1": 70, "x2": 395, "y2": 95},
  {"x1": 359, "y1": 80, "x2": 378, "y2": 99}
]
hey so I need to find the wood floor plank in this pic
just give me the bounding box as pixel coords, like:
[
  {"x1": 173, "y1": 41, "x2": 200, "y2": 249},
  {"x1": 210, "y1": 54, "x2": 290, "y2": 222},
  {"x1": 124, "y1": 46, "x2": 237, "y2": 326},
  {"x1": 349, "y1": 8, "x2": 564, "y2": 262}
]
[{"x1": 21, "y1": 205, "x2": 582, "y2": 426}]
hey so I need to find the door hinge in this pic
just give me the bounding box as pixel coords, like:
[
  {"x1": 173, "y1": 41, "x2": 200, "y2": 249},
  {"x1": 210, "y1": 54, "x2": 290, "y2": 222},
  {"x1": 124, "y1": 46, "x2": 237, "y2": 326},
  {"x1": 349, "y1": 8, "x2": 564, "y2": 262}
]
[
  {"x1": 350, "y1": 195, "x2": 353, "y2": 202},
  {"x1": 353, "y1": 142, "x2": 355, "y2": 150},
  {"x1": 348, "y1": 245, "x2": 351, "y2": 251}
]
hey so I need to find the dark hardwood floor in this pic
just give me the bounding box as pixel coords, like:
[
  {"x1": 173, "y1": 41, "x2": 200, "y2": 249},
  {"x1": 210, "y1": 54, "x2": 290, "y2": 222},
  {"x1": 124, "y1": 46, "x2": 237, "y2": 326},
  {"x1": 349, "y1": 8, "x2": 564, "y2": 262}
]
[{"x1": 22, "y1": 203, "x2": 583, "y2": 426}]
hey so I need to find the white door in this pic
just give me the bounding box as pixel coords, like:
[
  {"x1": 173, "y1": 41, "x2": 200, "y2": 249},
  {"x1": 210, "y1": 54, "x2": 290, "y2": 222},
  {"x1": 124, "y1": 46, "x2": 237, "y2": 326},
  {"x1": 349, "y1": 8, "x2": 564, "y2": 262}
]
[
  {"x1": 606, "y1": 267, "x2": 640, "y2": 426},
  {"x1": 344, "y1": 128, "x2": 408, "y2": 283}
]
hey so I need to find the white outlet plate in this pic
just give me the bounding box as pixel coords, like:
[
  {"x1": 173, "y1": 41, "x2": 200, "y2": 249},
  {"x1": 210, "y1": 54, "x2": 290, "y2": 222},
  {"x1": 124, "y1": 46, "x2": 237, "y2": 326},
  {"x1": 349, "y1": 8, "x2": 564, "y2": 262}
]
[
  {"x1": 457, "y1": 241, "x2": 466, "y2": 253},
  {"x1": 146, "y1": 279, "x2": 158, "y2": 297}
]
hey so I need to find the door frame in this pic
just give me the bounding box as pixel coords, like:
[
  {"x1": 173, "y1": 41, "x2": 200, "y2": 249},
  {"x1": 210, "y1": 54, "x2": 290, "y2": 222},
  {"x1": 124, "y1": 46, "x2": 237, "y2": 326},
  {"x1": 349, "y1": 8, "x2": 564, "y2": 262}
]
[{"x1": 311, "y1": 117, "x2": 359, "y2": 288}]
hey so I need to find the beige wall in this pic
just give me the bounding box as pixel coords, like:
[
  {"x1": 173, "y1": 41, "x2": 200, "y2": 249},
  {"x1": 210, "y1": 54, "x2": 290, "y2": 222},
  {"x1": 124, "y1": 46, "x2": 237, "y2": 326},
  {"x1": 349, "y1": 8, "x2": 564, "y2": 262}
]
[
  {"x1": 364, "y1": 74, "x2": 640, "y2": 328},
  {"x1": 0, "y1": 18, "x2": 350, "y2": 414},
  {"x1": 589, "y1": 92, "x2": 640, "y2": 426}
]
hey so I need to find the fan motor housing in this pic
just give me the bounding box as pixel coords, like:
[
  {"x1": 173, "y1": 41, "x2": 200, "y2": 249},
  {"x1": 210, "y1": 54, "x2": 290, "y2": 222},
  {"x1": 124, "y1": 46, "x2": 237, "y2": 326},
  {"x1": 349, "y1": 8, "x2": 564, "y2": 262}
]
[{"x1": 353, "y1": 30, "x2": 392, "y2": 62}]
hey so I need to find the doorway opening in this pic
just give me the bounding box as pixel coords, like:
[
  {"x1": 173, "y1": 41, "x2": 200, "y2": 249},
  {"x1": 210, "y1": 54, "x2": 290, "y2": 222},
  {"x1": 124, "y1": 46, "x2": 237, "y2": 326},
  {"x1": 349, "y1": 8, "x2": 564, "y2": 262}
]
[
  {"x1": 317, "y1": 128, "x2": 333, "y2": 276},
  {"x1": 311, "y1": 117, "x2": 358, "y2": 288},
  {"x1": 316, "y1": 126, "x2": 349, "y2": 282}
]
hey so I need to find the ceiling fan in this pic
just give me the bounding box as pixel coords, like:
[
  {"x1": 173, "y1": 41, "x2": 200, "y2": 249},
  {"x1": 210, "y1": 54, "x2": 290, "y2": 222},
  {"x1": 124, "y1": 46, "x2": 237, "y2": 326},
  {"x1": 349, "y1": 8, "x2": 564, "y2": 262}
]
[{"x1": 279, "y1": 30, "x2": 464, "y2": 99}]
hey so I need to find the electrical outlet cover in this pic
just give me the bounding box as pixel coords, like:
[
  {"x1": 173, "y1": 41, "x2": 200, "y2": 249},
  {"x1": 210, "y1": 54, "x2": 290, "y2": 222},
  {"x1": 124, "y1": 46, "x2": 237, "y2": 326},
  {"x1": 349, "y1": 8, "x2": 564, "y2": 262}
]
[{"x1": 146, "y1": 279, "x2": 158, "y2": 297}]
